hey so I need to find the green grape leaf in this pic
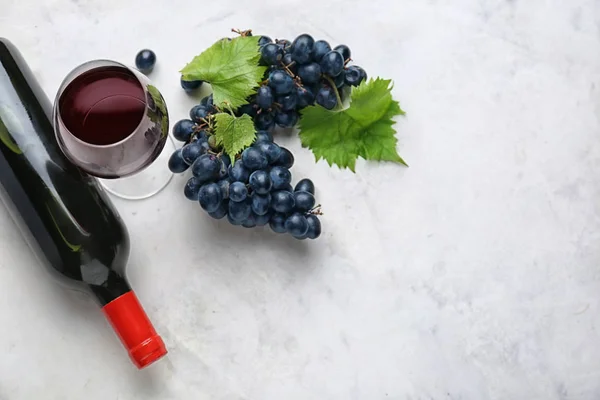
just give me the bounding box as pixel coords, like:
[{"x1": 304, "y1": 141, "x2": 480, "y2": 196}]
[
  {"x1": 298, "y1": 78, "x2": 407, "y2": 172},
  {"x1": 180, "y1": 36, "x2": 267, "y2": 109},
  {"x1": 213, "y1": 112, "x2": 256, "y2": 161}
]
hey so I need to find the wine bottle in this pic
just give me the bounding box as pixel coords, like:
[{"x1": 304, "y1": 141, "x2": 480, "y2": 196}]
[{"x1": 0, "y1": 38, "x2": 167, "y2": 369}]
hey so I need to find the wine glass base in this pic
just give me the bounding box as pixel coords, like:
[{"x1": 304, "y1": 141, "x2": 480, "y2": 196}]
[{"x1": 99, "y1": 136, "x2": 176, "y2": 200}]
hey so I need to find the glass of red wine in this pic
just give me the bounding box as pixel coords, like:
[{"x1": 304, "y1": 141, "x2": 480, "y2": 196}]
[{"x1": 52, "y1": 59, "x2": 175, "y2": 200}]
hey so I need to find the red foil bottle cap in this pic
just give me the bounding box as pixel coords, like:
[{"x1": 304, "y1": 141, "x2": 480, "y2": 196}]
[{"x1": 102, "y1": 291, "x2": 167, "y2": 369}]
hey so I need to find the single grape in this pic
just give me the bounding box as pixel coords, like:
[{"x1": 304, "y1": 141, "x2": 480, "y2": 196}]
[
  {"x1": 260, "y1": 43, "x2": 283, "y2": 65},
  {"x1": 254, "y1": 141, "x2": 281, "y2": 164},
  {"x1": 297, "y1": 62, "x2": 321, "y2": 84},
  {"x1": 229, "y1": 181, "x2": 248, "y2": 202},
  {"x1": 285, "y1": 212, "x2": 309, "y2": 237},
  {"x1": 217, "y1": 179, "x2": 230, "y2": 199},
  {"x1": 296, "y1": 86, "x2": 315, "y2": 108},
  {"x1": 334, "y1": 72, "x2": 345, "y2": 89},
  {"x1": 319, "y1": 51, "x2": 344, "y2": 77},
  {"x1": 216, "y1": 158, "x2": 228, "y2": 180},
  {"x1": 282, "y1": 183, "x2": 294, "y2": 192},
  {"x1": 270, "y1": 166, "x2": 292, "y2": 190},
  {"x1": 242, "y1": 147, "x2": 268, "y2": 170},
  {"x1": 238, "y1": 103, "x2": 257, "y2": 117},
  {"x1": 306, "y1": 214, "x2": 321, "y2": 239},
  {"x1": 281, "y1": 53, "x2": 294, "y2": 67},
  {"x1": 200, "y1": 94, "x2": 213, "y2": 107},
  {"x1": 277, "y1": 92, "x2": 297, "y2": 111},
  {"x1": 208, "y1": 135, "x2": 219, "y2": 151},
  {"x1": 254, "y1": 112, "x2": 275, "y2": 130},
  {"x1": 208, "y1": 201, "x2": 228, "y2": 220},
  {"x1": 294, "y1": 191, "x2": 315, "y2": 211},
  {"x1": 135, "y1": 49, "x2": 156, "y2": 74},
  {"x1": 198, "y1": 183, "x2": 223, "y2": 213},
  {"x1": 251, "y1": 192, "x2": 271, "y2": 215},
  {"x1": 276, "y1": 39, "x2": 292, "y2": 53},
  {"x1": 229, "y1": 198, "x2": 252, "y2": 221},
  {"x1": 192, "y1": 154, "x2": 221, "y2": 182},
  {"x1": 271, "y1": 190, "x2": 295, "y2": 213},
  {"x1": 189, "y1": 105, "x2": 209, "y2": 123},
  {"x1": 249, "y1": 170, "x2": 272, "y2": 194},
  {"x1": 168, "y1": 149, "x2": 189, "y2": 173},
  {"x1": 221, "y1": 153, "x2": 231, "y2": 167},
  {"x1": 294, "y1": 178, "x2": 315, "y2": 194},
  {"x1": 316, "y1": 86, "x2": 337, "y2": 110},
  {"x1": 228, "y1": 162, "x2": 250, "y2": 183},
  {"x1": 256, "y1": 85, "x2": 274, "y2": 110},
  {"x1": 269, "y1": 213, "x2": 287, "y2": 233},
  {"x1": 359, "y1": 67, "x2": 368, "y2": 82},
  {"x1": 183, "y1": 177, "x2": 203, "y2": 200},
  {"x1": 345, "y1": 65, "x2": 366, "y2": 86},
  {"x1": 274, "y1": 110, "x2": 299, "y2": 128},
  {"x1": 291, "y1": 34, "x2": 315, "y2": 64},
  {"x1": 242, "y1": 213, "x2": 257, "y2": 228},
  {"x1": 193, "y1": 129, "x2": 208, "y2": 142},
  {"x1": 255, "y1": 130, "x2": 273, "y2": 143},
  {"x1": 312, "y1": 40, "x2": 331, "y2": 62},
  {"x1": 227, "y1": 212, "x2": 244, "y2": 226},
  {"x1": 334, "y1": 44, "x2": 351, "y2": 61},
  {"x1": 268, "y1": 70, "x2": 294, "y2": 95},
  {"x1": 254, "y1": 210, "x2": 272, "y2": 226},
  {"x1": 173, "y1": 119, "x2": 196, "y2": 142},
  {"x1": 181, "y1": 141, "x2": 206, "y2": 165},
  {"x1": 258, "y1": 35, "x2": 272, "y2": 47},
  {"x1": 181, "y1": 77, "x2": 203, "y2": 92},
  {"x1": 274, "y1": 147, "x2": 294, "y2": 168}
]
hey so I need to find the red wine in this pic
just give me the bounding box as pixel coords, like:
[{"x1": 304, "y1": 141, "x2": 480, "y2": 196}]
[
  {"x1": 0, "y1": 38, "x2": 166, "y2": 369},
  {"x1": 58, "y1": 65, "x2": 146, "y2": 145}
]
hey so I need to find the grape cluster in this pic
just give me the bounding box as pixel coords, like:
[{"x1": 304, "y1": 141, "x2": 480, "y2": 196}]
[
  {"x1": 238, "y1": 34, "x2": 368, "y2": 130},
  {"x1": 168, "y1": 95, "x2": 322, "y2": 240}
]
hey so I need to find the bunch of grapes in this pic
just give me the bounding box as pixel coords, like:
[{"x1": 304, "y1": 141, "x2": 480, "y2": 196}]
[
  {"x1": 237, "y1": 33, "x2": 367, "y2": 130},
  {"x1": 167, "y1": 95, "x2": 322, "y2": 240}
]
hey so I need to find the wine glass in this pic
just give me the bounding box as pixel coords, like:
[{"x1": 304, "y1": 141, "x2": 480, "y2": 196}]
[{"x1": 52, "y1": 59, "x2": 175, "y2": 200}]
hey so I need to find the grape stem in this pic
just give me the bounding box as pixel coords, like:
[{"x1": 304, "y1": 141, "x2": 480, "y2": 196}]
[
  {"x1": 308, "y1": 204, "x2": 324, "y2": 216},
  {"x1": 323, "y1": 76, "x2": 343, "y2": 111}
]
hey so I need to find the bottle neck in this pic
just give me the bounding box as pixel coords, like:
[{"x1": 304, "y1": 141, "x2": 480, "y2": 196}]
[{"x1": 89, "y1": 269, "x2": 131, "y2": 306}]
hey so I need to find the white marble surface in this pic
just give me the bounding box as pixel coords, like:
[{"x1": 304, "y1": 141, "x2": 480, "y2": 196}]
[{"x1": 1, "y1": 0, "x2": 600, "y2": 399}]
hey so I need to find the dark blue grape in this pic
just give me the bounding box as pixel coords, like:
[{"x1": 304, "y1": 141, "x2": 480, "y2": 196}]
[
  {"x1": 271, "y1": 190, "x2": 295, "y2": 213},
  {"x1": 312, "y1": 40, "x2": 331, "y2": 62},
  {"x1": 294, "y1": 191, "x2": 315, "y2": 211},
  {"x1": 274, "y1": 110, "x2": 299, "y2": 128},
  {"x1": 184, "y1": 177, "x2": 203, "y2": 200},
  {"x1": 334, "y1": 44, "x2": 351, "y2": 61},
  {"x1": 306, "y1": 215, "x2": 321, "y2": 239},
  {"x1": 295, "y1": 178, "x2": 315, "y2": 194},
  {"x1": 296, "y1": 86, "x2": 315, "y2": 108},
  {"x1": 255, "y1": 130, "x2": 273, "y2": 143},
  {"x1": 242, "y1": 147, "x2": 268, "y2": 170},
  {"x1": 320, "y1": 51, "x2": 344, "y2": 77},
  {"x1": 270, "y1": 166, "x2": 292, "y2": 190},
  {"x1": 345, "y1": 66, "x2": 366, "y2": 86},
  {"x1": 181, "y1": 141, "x2": 206, "y2": 165},
  {"x1": 238, "y1": 103, "x2": 257, "y2": 117},
  {"x1": 242, "y1": 213, "x2": 257, "y2": 228},
  {"x1": 229, "y1": 182, "x2": 248, "y2": 202},
  {"x1": 274, "y1": 147, "x2": 294, "y2": 168},
  {"x1": 181, "y1": 77, "x2": 203, "y2": 92},
  {"x1": 173, "y1": 119, "x2": 196, "y2": 142},
  {"x1": 261, "y1": 43, "x2": 283, "y2": 65},
  {"x1": 290, "y1": 34, "x2": 315, "y2": 64},
  {"x1": 227, "y1": 212, "x2": 244, "y2": 226},
  {"x1": 254, "y1": 112, "x2": 275, "y2": 130},
  {"x1": 208, "y1": 201, "x2": 228, "y2": 220},
  {"x1": 221, "y1": 154, "x2": 231, "y2": 167},
  {"x1": 217, "y1": 179, "x2": 230, "y2": 199},
  {"x1": 255, "y1": 210, "x2": 272, "y2": 226},
  {"x1": 200, "y1": 94, "x2": 213, "y2": 107},
  {"x1": 189, "y1": 105, "x2": 209, "y2": 123},
  {"x1": 229, "y1": 199, "x2": 251, "y2": 221},
  {"x1": 217, "y1": 158, "x2": 228, "y2": 180},
  {"x1": 192, "y1": 154, "x2": 221, "y2": 182},
  {"x1": 268, "y1": 70, "x2": 294, "y2": 95},
  {"x1": 254, "y1": 141, "x2": 281, "y2": 164},
  {"x1": 269, "y1": 213, "x2": 287, "y2": 233},
  {"x1": 228, "y1": 162, "x2": 250, "y2": 183},
  {"x1": 193, "y1": 130, "x2": 208, "y2": 142},
  {"x1": 281, "y1": 53, "x2": 294, "y2": 67},
  {"x1": 256, "y1": 86, "x2": 274, "y2": 110},
  {"x1": 285, "y1": 213, "x2": 309, "y2": 237},
  {"x1": 249, "y1": 170, "x2": 272, "y2": 194},
  {"x1": 276, "y1": 39, "x2": 291, "y2": 53},
  {"x1": 198, "y1": 183, "x2": 223, "y2": 213},
  {"x1": 251, "y1": 192, "x2": 271, "y2": 215},
  {"x1": 334, "y1": 72, "x2": 345, "y2": 89},
  {"x1": 316, "y1": 87, "x2": 337, "y2": 110},
  {"x1": 258, "y1": 35, "x2": 272, "y2": 47},
  {"x1": 282, "y1": 183, "x2": 294, "y2": 192},
  {"x1": 360, "y1": 67, "x2": 368, "y2": 82},
  {"x1": 135, "y1": 49, "x2": 156, "y2": 74},
  {"x1": 168, "y1": 149, "x2": 189, "y2": 173},
  {"x1": 277, "y1": 92, "x2": 297, "y2": 111},
  {"x1": 297, "y1": 62, "x2": 321, "y2": 84}
]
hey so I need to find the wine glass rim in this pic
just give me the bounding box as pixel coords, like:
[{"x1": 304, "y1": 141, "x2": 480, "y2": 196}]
[{"x1": 53, "y1": 59, "x2": 150, "y2": 149}]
